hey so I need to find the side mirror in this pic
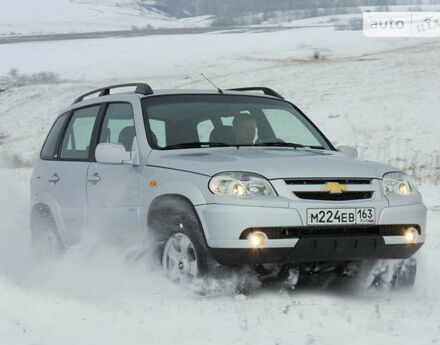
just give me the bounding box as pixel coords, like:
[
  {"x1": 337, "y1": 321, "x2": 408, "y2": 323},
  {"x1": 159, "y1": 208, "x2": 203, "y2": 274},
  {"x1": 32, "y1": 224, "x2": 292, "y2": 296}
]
[
  {"x1": 337, "y1": 145, "x2": 358, "y2": 159},
  {"x1": 95, "y1": 143, "x2": 131, "y2": 164}
]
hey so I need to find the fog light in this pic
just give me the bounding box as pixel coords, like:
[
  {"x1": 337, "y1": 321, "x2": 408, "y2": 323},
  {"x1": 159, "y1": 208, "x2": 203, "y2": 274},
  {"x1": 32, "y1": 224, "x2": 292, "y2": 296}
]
[
  {"x1": 405, "y1": 227, "x2": 418, "y2": 243},
  {"x1": 248, "y1": 231, "x2": 267, "y2": 247}
]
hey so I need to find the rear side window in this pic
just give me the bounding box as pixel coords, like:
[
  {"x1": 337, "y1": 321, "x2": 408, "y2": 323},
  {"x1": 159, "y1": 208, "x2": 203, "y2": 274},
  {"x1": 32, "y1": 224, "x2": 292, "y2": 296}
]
[
  {"x1": 99, "y1": 103, "x2": 134, "y2": 151},
  {"x1": 41, "y1": 112, "x2": 69, "y2": 160},
  {"x1": 60, "y1": 105, "x2": 100, "y2": 160}
]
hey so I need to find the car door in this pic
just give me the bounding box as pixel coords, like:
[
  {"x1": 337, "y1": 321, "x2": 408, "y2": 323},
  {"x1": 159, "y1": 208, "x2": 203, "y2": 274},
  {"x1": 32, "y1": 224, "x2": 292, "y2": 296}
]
[
  {"x1": 86, "y1": 102, "x2": 143, "y2": 242},
  {"x1": 50, "y1": 104, "x2": 101, "y2": 243}
]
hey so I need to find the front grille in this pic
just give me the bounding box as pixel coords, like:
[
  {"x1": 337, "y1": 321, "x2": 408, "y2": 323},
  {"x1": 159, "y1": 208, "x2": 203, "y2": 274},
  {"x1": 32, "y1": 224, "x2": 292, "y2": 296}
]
[
  {"x1": 294, "y1": 191, "x2": 373, "y2": 201},
  {"x1": 284, "y1": 178, "x2": 372, "y2": 185},
  {"x1": 239, "y1": 224, "x2": 421, "y2": 240}
]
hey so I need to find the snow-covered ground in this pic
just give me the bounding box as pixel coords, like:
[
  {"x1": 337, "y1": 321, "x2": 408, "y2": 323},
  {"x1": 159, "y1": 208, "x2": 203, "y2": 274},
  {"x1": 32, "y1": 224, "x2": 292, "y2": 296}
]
[
  {"x1": 0, "y1": 20, "x2": 439, "y2": 344},
  {"x1": 0, "y1": 0, "x2": 212, "y2": 36}
]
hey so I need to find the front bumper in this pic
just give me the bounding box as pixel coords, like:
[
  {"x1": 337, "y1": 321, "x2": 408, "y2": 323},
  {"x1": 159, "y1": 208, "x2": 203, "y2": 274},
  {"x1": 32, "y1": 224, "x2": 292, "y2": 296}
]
[
  {"x1": 210, "y1": 238, "x2": 423, "y2": 265},
  {"x1": 195, "y1": 202, "x2": 427, "y2": 265}
]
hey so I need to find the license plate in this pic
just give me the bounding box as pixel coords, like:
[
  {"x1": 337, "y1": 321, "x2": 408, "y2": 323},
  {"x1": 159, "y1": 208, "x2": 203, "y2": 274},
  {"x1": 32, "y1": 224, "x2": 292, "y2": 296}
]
[{"x1": 307, "y1": 208, "x2": 375, "y2": 225}]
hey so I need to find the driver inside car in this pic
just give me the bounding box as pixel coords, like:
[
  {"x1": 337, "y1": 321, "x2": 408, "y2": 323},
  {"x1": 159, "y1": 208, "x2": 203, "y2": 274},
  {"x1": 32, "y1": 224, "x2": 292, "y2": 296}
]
[{"x1": 232, "y1": 114, "x2": 257, "y2": 145}]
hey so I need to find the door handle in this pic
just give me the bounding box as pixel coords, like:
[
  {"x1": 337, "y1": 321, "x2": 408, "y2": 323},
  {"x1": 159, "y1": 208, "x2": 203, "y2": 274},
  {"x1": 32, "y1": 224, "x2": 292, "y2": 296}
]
[
  {"x1": 87, "y1": 173, "x2": 101, "y2": 184},
  {"x1": 48, "y1": 174, "x2": 60, "y2": 184}
]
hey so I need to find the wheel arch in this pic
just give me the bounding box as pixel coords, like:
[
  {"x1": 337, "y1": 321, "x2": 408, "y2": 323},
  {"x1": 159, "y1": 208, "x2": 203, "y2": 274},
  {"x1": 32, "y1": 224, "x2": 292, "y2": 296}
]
[
  {"x1": 31, "y1": 203, "x2": 53, "y2": 221},
  {"x1": 147, "y1": 194, "x2": 207, "y2": 244},
  {"x1": 30, "y1": 203, "x2": 59, "y2": 237},
  {"x1": 30, "y1": 201, "x2": 65, "y2": 243}
]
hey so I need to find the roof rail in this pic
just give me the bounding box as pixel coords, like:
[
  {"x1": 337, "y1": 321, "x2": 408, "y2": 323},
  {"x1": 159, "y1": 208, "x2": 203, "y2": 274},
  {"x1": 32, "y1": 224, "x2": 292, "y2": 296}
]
[
  {"x1": 73, "y1": 83, "x2": 153, "y2": 104},
  {"x1": 227, "y1": 87, "x2": 284, "y2": 99}
]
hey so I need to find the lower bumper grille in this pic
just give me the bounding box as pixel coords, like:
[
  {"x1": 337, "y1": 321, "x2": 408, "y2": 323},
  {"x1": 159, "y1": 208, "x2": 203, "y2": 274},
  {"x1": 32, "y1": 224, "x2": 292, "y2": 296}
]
[{"x1": 240, "y1": 224, "x2": 421, "y2": 240}]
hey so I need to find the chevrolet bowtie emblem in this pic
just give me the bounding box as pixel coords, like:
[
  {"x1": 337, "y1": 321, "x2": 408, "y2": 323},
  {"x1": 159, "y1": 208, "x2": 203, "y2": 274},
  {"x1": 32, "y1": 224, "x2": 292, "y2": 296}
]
[{"x1": 323, "y1": 182, "x2": 347, "y2": 194}]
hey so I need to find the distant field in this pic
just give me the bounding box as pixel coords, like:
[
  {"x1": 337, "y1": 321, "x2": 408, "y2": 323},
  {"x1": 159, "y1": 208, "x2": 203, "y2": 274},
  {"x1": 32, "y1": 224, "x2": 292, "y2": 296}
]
[{"x1": 0, "y1": 0, "x2": 212, "y2": 36}]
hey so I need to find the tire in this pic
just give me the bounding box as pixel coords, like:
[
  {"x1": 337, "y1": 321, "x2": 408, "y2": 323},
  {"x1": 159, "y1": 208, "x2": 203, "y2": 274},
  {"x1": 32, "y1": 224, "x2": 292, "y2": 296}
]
[
  {"x1": 392, "y1": 257, "x2": 417, "y2": 288},
  {"x1": 149, "y1": 197, "x2": 261, "y2": 293},
  {"x1": 360, "y1": 258, "x2": 417, "y2": 290},
  {"x1": 30, "y1": 208, "x2": 64, "y2": 259},
  {"x1": 149, "y1": 197, "x2": 213, "y2": 279},
  {"x1": 161, "y1": 226, "x2": 209, "y2": 283}
]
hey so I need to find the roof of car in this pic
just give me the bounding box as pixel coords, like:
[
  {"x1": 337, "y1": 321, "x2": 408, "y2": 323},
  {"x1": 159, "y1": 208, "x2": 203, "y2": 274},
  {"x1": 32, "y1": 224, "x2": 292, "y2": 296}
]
[
  {"x1": 70, "y1": 83, "x2": 285, "y2": 108},
  {"x1": 143, "y1": 89, "x2": 282, "y2": 98}
]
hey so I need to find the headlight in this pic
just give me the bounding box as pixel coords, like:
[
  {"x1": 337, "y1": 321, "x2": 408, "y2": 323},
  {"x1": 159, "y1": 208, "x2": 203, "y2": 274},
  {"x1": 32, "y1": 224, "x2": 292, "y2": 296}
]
[
  {"x1": 383, "y1": 172, "x2": 417, "y2": 196},
  {"x1": 209, "y1": 172, "x2": 276, "y2": 198}
]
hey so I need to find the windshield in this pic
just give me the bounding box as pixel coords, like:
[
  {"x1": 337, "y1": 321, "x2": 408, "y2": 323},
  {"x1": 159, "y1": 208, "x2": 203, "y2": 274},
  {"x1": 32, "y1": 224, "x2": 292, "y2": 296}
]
[{"x1": 142, "y1": 94, "x2": 332, "y2": 150}]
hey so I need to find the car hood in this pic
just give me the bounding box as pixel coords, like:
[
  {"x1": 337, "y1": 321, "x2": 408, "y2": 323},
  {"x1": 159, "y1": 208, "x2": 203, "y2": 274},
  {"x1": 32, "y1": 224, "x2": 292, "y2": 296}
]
[{"x1": 147, "y1": 147, "x2": 397, "y2": 179}]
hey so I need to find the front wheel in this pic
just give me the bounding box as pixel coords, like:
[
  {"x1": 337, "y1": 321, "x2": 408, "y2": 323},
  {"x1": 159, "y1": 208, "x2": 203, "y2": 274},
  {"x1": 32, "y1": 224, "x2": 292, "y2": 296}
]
[
  {"x1": 162, "y1": 232, "x2": 201, "y2": 283},
  {"x1": 392, "y1": 257, "x2": 417, "y2": 288},
  {"x1": 362, "y1": 258, "x2": 417, "y2": 290}
]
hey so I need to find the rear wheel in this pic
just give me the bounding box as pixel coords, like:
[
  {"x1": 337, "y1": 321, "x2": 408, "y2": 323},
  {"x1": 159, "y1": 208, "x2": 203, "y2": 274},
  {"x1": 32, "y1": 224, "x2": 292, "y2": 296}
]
[{"x1": 31, "y1": 208, "x2": 64, "y2": 259}]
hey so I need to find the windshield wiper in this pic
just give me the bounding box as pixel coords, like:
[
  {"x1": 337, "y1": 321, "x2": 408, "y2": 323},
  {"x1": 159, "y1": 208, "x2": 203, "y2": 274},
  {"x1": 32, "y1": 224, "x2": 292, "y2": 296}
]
[
  {"x1": 251, "y1": 142, "x2": 306, "y2": 148},
  {"x1": 252, "y1": 142, "x2": 325, "y2": 150},
  {"x1": 160, "y1": 142, "x2": 232, "y2": 150}
]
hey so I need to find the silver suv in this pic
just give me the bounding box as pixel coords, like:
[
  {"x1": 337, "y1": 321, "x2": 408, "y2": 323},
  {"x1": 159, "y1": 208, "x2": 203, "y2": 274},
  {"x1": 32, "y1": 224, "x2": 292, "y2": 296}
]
[{"x1": 31, "y1": 83, "x2": 426, "y2": 288}]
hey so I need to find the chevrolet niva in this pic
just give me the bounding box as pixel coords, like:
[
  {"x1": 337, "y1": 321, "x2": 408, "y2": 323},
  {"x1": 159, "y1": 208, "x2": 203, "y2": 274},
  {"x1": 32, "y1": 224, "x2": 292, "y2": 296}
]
[{"x1": 31, "y1": 83, "x2": 426, "y2": 289}]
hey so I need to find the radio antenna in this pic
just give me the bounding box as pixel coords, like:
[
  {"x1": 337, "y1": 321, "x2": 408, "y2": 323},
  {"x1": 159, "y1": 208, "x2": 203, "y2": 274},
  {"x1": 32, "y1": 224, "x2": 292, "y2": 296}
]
[{"x1": 201, "y1": 73, "x2": 223, "y2": 94}]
